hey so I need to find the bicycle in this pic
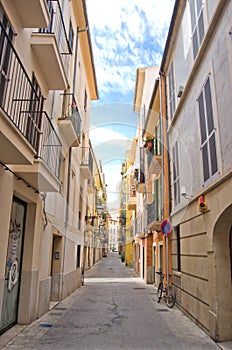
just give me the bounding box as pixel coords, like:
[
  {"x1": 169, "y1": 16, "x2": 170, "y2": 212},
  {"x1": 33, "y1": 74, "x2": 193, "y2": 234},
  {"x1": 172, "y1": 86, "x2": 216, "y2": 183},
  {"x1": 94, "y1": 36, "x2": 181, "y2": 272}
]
[{"x1": 155, "y1": 271, "x2": 176, "y2": 308}]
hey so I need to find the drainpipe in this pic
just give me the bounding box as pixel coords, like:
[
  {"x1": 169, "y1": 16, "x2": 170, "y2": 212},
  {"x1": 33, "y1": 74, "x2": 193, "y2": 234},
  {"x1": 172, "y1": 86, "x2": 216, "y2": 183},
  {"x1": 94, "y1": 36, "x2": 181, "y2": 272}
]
[
  {"x1": 160, "y1": 72, "x2": 172, "y2": 281},
  {"x1": 61, "y1": 24, "x2": 80, "y2": 298},
  {"x1": 61, "y1": 147, "x2": 72, "y2": 299}
]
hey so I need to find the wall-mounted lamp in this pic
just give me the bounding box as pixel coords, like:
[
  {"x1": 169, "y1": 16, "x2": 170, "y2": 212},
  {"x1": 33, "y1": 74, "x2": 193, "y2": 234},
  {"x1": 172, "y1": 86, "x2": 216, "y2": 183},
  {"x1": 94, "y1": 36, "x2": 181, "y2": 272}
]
[{"x1": 181, "y1": 187, "x2": 193, "y2": 199}]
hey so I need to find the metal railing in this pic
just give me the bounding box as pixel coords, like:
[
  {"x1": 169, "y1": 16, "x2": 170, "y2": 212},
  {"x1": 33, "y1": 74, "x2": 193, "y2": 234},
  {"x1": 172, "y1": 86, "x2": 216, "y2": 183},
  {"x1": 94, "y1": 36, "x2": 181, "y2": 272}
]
[
  {"x1": 147, "y1": 200, "x2": 161, "y2": 226},
  {"x1": 39, "y1": 0, "x2": 72, "y2": 75},
  {"x1": 0, "y1": 20, "x2": 61, "y2": 178},
  {"x1": 147, "y1": 139, "x2": 162, "y2": 168},
  {"x1": 81, "y1": 147, "x2": 93, "y2": 175},
  {"x1": 0, "y1": 21, "x2": 40, "y2": 145},
  {"x1": 36, "y1": 111, "x2": 61, "y2": 178},
  {"x1": 59, "y1": 93, "x2": 82, "y2": 141}
]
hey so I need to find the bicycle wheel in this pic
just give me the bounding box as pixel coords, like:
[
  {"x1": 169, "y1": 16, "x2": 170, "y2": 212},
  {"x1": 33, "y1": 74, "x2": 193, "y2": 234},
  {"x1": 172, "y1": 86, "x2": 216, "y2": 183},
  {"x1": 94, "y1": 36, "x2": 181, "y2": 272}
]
[
  {"x1": 155, "y1": 282, "x2": 163, "y2": 303},
  {"x1": 166, "y1": 286, "x2": 176, "y2": 308}
]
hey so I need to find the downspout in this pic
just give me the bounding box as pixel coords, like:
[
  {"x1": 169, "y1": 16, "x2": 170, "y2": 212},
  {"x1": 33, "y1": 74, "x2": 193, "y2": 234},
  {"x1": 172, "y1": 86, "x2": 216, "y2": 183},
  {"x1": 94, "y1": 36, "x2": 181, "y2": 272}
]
[
  {"x1": 62, "y1": 147, "x2": 72, "y2": 298},
  {"x1": 61, "y1": 25, "x2": 79, "y2": 297},
  {"x1": 160, "y1": 71, "x2": 172, "y2": 280}
]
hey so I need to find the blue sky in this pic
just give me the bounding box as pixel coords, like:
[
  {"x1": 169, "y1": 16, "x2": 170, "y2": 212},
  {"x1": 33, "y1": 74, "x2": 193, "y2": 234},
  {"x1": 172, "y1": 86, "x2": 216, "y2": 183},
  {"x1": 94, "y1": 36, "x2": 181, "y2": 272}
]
[{"x1": 86, "y1": 0, "x2": 175, "y2": 213}]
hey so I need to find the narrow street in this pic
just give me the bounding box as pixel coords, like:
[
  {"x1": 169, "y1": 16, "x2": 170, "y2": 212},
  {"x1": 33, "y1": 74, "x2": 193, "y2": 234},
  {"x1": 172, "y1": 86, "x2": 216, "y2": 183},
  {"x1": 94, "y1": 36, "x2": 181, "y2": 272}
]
[{"x1": 0, "y1": 252, "x2": 221, "y2": 350}]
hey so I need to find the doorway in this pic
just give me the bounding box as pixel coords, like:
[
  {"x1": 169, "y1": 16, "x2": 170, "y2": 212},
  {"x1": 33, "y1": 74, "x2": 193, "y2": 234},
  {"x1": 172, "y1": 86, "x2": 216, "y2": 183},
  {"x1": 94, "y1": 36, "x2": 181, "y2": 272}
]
[
  {"x1": 0, "y1": 197, "x2": 26, "y2": 334},
  {"x1": 213, "y1": 205, "x2": 232, "y2": 341}
]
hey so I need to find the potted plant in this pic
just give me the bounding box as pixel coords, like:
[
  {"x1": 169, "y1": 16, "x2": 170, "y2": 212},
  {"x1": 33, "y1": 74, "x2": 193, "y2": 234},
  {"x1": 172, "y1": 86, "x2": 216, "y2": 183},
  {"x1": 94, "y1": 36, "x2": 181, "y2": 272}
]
[{"x1": 143, "y1": 137, "x2": 154, "y2": 151}]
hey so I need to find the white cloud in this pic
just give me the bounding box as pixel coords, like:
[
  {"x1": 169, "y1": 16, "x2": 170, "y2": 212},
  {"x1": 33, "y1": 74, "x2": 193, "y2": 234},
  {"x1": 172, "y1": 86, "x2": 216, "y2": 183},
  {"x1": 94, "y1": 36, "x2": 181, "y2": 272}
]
[
  {"x1": 86, "y1": 1, "x2": 175, "y2": 211},
  {"x1": 89, "y1": 126, "x2": 128, "y2": 147},
  {"x1": 86, "y1": 0, "x2": 175, "y2": 100}
]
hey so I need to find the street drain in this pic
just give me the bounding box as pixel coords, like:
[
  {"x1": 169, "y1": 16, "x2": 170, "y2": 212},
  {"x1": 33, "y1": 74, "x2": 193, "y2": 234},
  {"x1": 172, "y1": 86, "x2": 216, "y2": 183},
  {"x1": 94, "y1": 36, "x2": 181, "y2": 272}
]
[
  {"x1": 133, "y1": 287, "x2": 146, "y2": 290},
  {"x1": 55, "y1": 307, "x2": 67, "y2": 310}
]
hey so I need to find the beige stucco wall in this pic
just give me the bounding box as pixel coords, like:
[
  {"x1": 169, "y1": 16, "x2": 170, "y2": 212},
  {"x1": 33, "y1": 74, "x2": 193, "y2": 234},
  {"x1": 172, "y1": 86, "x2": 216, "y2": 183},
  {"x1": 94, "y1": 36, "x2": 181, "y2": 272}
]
[
  {"x1": 0, "y1": 0, "x2": 95, "y2": 331},
  {"x1": 168, "y1": 0, "x2": 232, "y2": 342},
  {"x1": 172, "y1": 173, "x2": 232, "y2": 340}
]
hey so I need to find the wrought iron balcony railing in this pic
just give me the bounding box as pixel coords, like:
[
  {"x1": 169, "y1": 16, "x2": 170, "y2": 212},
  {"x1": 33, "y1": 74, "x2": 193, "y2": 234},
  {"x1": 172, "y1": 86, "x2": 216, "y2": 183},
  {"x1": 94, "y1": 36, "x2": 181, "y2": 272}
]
[
  {"x1": 80, "y1": 147, "x2": 93, "y2": 176},
  {"x1": 147, "y1": 200, "x2": 161, "y2": 227},
  {"x1": 0, "y1": 20, "x2": 61, "y2": 178},
  {"x1": 147, "y1": 138, "x2": 162, "y2": 167},
  {"x1": 35, "y1": 111, "x2": 61, "y2": 178},
  {"x1": 39, "y1": 0, "x2": 72, "y2": 74},
  {"x1": 59, "y1": 93, "x2": 82, "y2": 141}
]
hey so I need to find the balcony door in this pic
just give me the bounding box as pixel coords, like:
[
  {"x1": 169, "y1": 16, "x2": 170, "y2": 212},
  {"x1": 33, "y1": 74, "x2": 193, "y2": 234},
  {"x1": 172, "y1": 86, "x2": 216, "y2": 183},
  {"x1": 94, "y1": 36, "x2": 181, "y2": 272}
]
[
  {"x1": 0, "y1": 12, "x2": 14, "y2": 106},
  {"x1": 26, "y1": 74, "x2": 44, "y2": 152}
]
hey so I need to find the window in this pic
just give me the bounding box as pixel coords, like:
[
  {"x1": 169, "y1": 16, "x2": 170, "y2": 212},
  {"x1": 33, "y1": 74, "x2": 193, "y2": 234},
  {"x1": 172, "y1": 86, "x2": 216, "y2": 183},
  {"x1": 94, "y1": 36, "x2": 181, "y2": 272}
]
[
  {"x1": 0, "y1": 10, "x2": 14, "y2": 105},
  {"x1": 198, "y1": 77, "x2": 218, "y2": 184},
  {"x1": 78, "y1": 211, "x2": 81, "y2": 230},
  {"x1": 84, "y1": 89, "x2": 87, "y2": 112},
  {"x1": 172, "y1": 141, "x2": 180, "y2": 206},
  {"x1": 76, "y1": 244, "x2": 81, "y2": 268},
  {"x1": 230, "y1": 226, "x2": 232, "y2": 279},
  {"x1": 168, "y1": 61, "x2": 176, "y2": 119},
  {"x1": 26, "y1": 74, "x2": 44, "y2": 152},
  {"x1": 68, "y1": 20, "x2": 74, "y2": 53},
  {"x1": 190, "y1": 0, "x2": 204, "y2": 59},
  {"x1": 176, "y1": 225, "x2": 181, "y2": 272}
]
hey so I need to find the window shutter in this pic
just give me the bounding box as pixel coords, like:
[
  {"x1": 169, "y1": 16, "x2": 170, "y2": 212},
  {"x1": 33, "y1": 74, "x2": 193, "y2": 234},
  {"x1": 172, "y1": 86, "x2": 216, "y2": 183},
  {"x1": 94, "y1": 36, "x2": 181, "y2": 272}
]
[
  {"x1": 202, "y1": 143, "x2": 209, "y2": 182},
  {"x1": 169, "y1": 62, "x2": 175, "y2": 119},
  {"x1": 198, "y1": 91, "x2": 206, "y2": 143},
  {"x1": 172, "y1": 141, "x2": 180, "y2": 206},
  {"x1": 205, "y1": 78, "x2": 214, "y2": 134},
  {"x1": 209, "y1": 133, "x2": 218, "y2": 175},
  {"x1": 198, "y1": 76, "x2": 218, "y2": 183},
  {"x1": 190, "y1": 0, "x2": 204, "y2": 59}
]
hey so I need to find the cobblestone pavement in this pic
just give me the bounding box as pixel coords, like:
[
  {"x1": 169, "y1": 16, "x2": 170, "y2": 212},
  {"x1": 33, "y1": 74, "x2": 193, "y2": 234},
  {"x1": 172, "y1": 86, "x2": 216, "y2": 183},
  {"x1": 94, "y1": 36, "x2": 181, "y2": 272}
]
[{"x1": 0, "y1": 252, "x2": 231, "y2": 350}]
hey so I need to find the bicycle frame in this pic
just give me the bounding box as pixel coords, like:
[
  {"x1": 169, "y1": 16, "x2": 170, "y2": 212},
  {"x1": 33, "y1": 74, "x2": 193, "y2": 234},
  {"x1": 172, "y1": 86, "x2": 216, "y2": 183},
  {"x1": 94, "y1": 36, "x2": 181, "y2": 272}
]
[{"x1": 155, "y1": 272, "x2": 176, "y2": 308}]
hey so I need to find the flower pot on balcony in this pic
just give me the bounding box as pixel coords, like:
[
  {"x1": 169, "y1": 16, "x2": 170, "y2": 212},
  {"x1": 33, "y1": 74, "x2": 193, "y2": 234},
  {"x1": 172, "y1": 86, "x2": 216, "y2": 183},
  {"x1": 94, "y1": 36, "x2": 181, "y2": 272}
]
[
  {"x1": 146, "y1": 141, "x2": 153, "y2": 150},
  {"x1": 144, "y1": 138, "x2": 154, "y2": 150}
]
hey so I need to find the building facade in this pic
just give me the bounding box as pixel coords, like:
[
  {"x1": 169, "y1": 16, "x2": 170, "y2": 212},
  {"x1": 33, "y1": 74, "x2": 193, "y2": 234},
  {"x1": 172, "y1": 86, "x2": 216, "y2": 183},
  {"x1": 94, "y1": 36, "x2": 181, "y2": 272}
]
[
  {"x1": 161, "y1": 0, "x2": 232, "y2": 341},
  {"x1": 0, "y1": 0, "x2": 98, "y2": 334},
  {"x1": 132, "y1": 66, "x2": 169, "y2": 284}
]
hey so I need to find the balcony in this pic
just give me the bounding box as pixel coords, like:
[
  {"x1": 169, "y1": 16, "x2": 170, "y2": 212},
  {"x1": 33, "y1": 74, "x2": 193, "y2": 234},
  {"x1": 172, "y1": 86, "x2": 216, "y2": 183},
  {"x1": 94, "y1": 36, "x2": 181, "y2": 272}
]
[
  {"x1": 0, "y1": 21, "x2": 41, "y2": 165},
  {"x1": 11, "y1": 112, "x2": 62, "y2": 192},
  {"x1": 31, "y1": 0, "x2": 71, "y2": 90},
  {"x1": 12, "y1": 0, "x2": 50, "y2": 28},
  {"x1": 87, "y1": 178, "x2": 95, "y2": 193},
  {"x1": 149, "y1": 155, "x2": 162, "y2": 177},
  {"x1": 147, "y1": 200, "x2": 161, "y2": 231},
  {"x1": 128, "y1": 190, "x2": 136, "y2": 211},
  {"x1": 80, "y1": 148, "x2": 93, "y2": 179},
  {"x1": 147, "y1": 139, "x2": 162, "y2": 178},
  {"x1": 137, "y1": 169, "x2": 145, "y2": 193},
  {"x1": 58, "y1": 93, "x2": 82, "y2": 147}
]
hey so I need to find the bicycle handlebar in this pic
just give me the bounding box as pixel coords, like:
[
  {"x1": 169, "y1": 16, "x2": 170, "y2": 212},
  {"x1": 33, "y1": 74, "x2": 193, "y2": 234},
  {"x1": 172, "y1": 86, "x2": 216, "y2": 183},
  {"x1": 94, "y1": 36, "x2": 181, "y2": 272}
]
[{"x1": 155, "y1": 272, "x2": 172, "y2": 276}]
